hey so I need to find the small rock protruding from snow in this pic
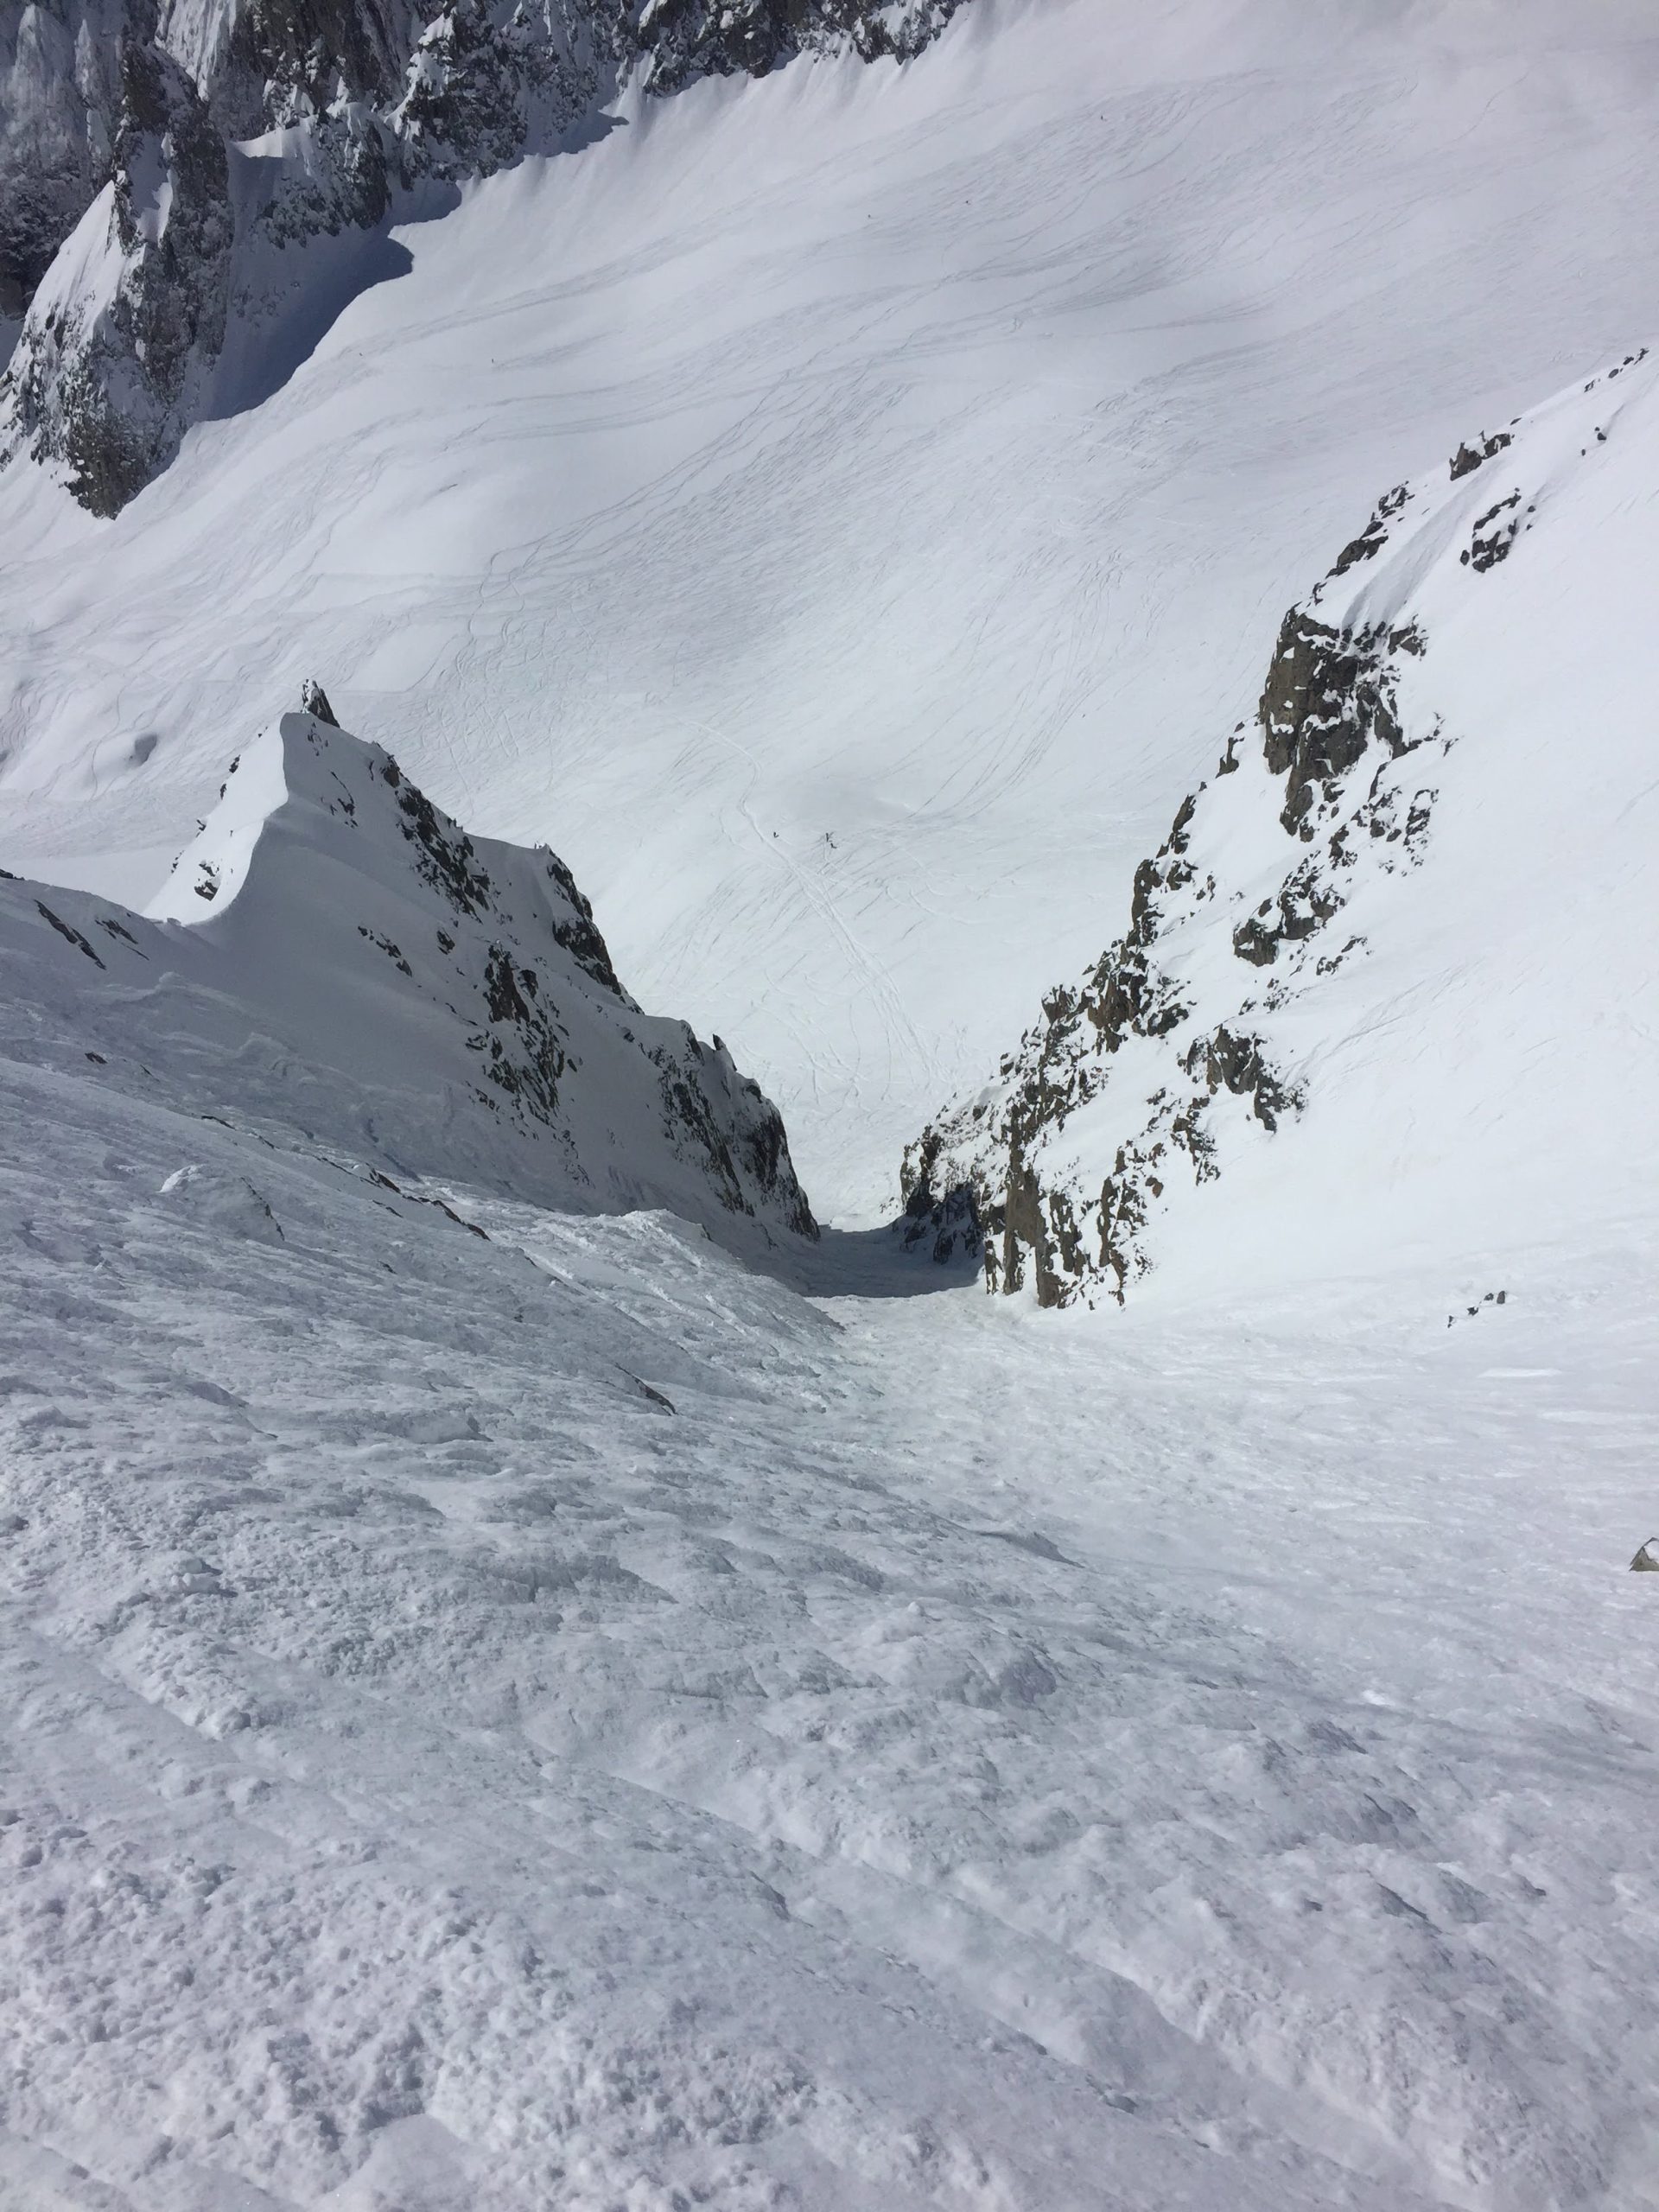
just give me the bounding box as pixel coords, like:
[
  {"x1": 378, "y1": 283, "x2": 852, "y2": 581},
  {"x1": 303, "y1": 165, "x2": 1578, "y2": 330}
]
[
  {"x1": 159, "y1": 1164, "x2": 287, "y2": 1244},
  {"x1": 1630, "y1": 1539, "x2": 1659, "y2": 1573}
]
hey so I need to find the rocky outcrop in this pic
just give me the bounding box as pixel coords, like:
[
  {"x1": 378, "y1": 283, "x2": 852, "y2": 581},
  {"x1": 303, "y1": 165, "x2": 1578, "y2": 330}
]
[
  {"x1": 0, "y1": 0, "x2": 970, "y2": 506},
  {"x1": 912, "y1": 599, "x2": 1428, "y2": 1301},
  {"x1": 0, "y1": 0, "x2": 143, "y2": 321},
  {"x1": 627, "y1": 0, "x2": 962, "y2": 94},
  {"x1": 0, "y1": 33, "x2": 232, "y2": 512},
  {"x1": 390, "y1": 0, "x2": 598, "y2": 181},
  {"x1": 906, "y1": 351, "x2": 1652, "y2": 1307},
  {"x1": 892, "y1": 1153, "x2": 980, "y2": 1265},
  {"x1": 197, "y1": 0, "x2": 431, "y2": 137}
]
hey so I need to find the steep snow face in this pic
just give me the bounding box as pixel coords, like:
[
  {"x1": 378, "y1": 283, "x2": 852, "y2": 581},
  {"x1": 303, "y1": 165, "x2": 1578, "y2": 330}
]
[
  {"x1": 1, "y1": 696, "x2": 817, "y2": 1248},
  {"x1": 910, "y1": 348, "x2": 1659, "y2": 1306},
  {"x1": 4, "y1": 0, "x2": 1659, "y2": 1213}
]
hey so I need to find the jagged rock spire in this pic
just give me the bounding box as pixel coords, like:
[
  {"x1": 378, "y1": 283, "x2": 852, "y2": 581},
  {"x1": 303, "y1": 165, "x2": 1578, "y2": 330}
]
[{"x1": 300, "y1": 679, "x2": 339, "y2": 726}]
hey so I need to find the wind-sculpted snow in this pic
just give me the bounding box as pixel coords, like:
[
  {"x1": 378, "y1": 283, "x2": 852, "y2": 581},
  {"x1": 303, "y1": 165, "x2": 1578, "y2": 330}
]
[
  {"x1": 909, "y1": 348, "x2": 1659, "y2": 1305},
  {"x1": 2, "y1": 1040, "x2": 1657, "y2": 2207},
  {"x1": 1, "y1": 694, "x2": 818, "y2": 1249}
]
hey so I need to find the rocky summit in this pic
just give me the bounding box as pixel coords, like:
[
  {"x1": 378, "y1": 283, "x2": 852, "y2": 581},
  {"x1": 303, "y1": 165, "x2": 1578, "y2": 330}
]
[{"x1": 2, "y1": 689, "x2": 819, "y2": 1247}]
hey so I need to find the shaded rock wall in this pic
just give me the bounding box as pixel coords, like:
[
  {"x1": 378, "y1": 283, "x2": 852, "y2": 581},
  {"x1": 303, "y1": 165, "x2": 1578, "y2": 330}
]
[
  {"x1": 1, "y1": 35, "x2": 232, "y2": 512},
  {"x1": 0, "y1": 0, "x2": 145, "y2": 316}
]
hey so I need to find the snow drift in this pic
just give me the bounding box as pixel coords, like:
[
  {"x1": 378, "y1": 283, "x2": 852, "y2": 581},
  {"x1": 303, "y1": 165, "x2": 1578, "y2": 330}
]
[
  {"x1": 908, "y1": 346, "x2": 1659, "y2": 1305},
  {"x1": 0, "y1": 688, "x2": 817, "y2": 1249}
]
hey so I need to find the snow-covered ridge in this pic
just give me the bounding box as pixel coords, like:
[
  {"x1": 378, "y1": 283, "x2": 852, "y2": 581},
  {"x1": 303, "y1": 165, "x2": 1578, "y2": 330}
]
[
  {"x1": 907, "y1": 346, "x2": 1659, "y2": 1306},
  {"x1": 1, "y1": 688, "x2": 819, "y2": 1249}
]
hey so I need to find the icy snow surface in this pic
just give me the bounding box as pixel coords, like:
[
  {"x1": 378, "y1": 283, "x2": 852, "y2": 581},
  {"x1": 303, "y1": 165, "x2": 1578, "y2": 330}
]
[
  {"x1": 3, "y1": 1043, "x2": 1658, "y2": 2210},
  {"x1": 5, "y1": 0, "x2": 1659, "y2": 1213}
]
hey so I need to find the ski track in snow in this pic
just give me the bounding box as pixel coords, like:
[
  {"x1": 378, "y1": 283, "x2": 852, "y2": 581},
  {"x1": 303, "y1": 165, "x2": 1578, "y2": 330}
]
[
  {"x1": 7, "y1": 0, "x2": 1659, "y2": 1213},
  {"x1": 3, "y1": 1052, "x2": 1657, "y2": 2210}
]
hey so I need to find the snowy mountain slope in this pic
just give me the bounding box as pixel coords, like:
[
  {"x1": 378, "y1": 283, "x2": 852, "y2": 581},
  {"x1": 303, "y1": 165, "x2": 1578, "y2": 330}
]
[
  {"x1": 3, "y1": 1039, "x2": 1658, "y2": 2209},
  {"x1": 0, "y1": 0, "x2": 966, "y2": 504},
  {"x1": 5, "y1": 0, "x2": 1659, "y2": 1213},
  {"x1": 0, "y1": 690, "x2": 817, "y2": 1249},
  {"x1": 907, "y1": 346, "x2": 1659, "y2": 1305},
  {"x1": 4, "y1": 5, "x2": 1658, "y2": 2206},
  {"x1": 2, "y1": 0, "x2": 963, "y2": 302}
]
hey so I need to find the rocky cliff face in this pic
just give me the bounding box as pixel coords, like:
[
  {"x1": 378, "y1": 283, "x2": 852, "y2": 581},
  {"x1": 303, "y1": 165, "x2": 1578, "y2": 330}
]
[
  {"x1": 0, "y1": 0, "x2": 968, "y2": 501},
  {"x1": 0, "y1": 0, "x2": 141, "y2": 322},
  {"x1": 629, "y1": 0, "x2": 958, "y2": 96},
  {"x1": 1, "y1": 688, "x2": 819, "y2": 1249},
  {"x1": 188, "y1": 0, "x2": 432, "y2": 136},
  {"x1": 1, "y1": 34, "x2": 232, "y2": 511},
  {"x1": 905, "y1": 347, "x2": 1653, "y2": 1307}
]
